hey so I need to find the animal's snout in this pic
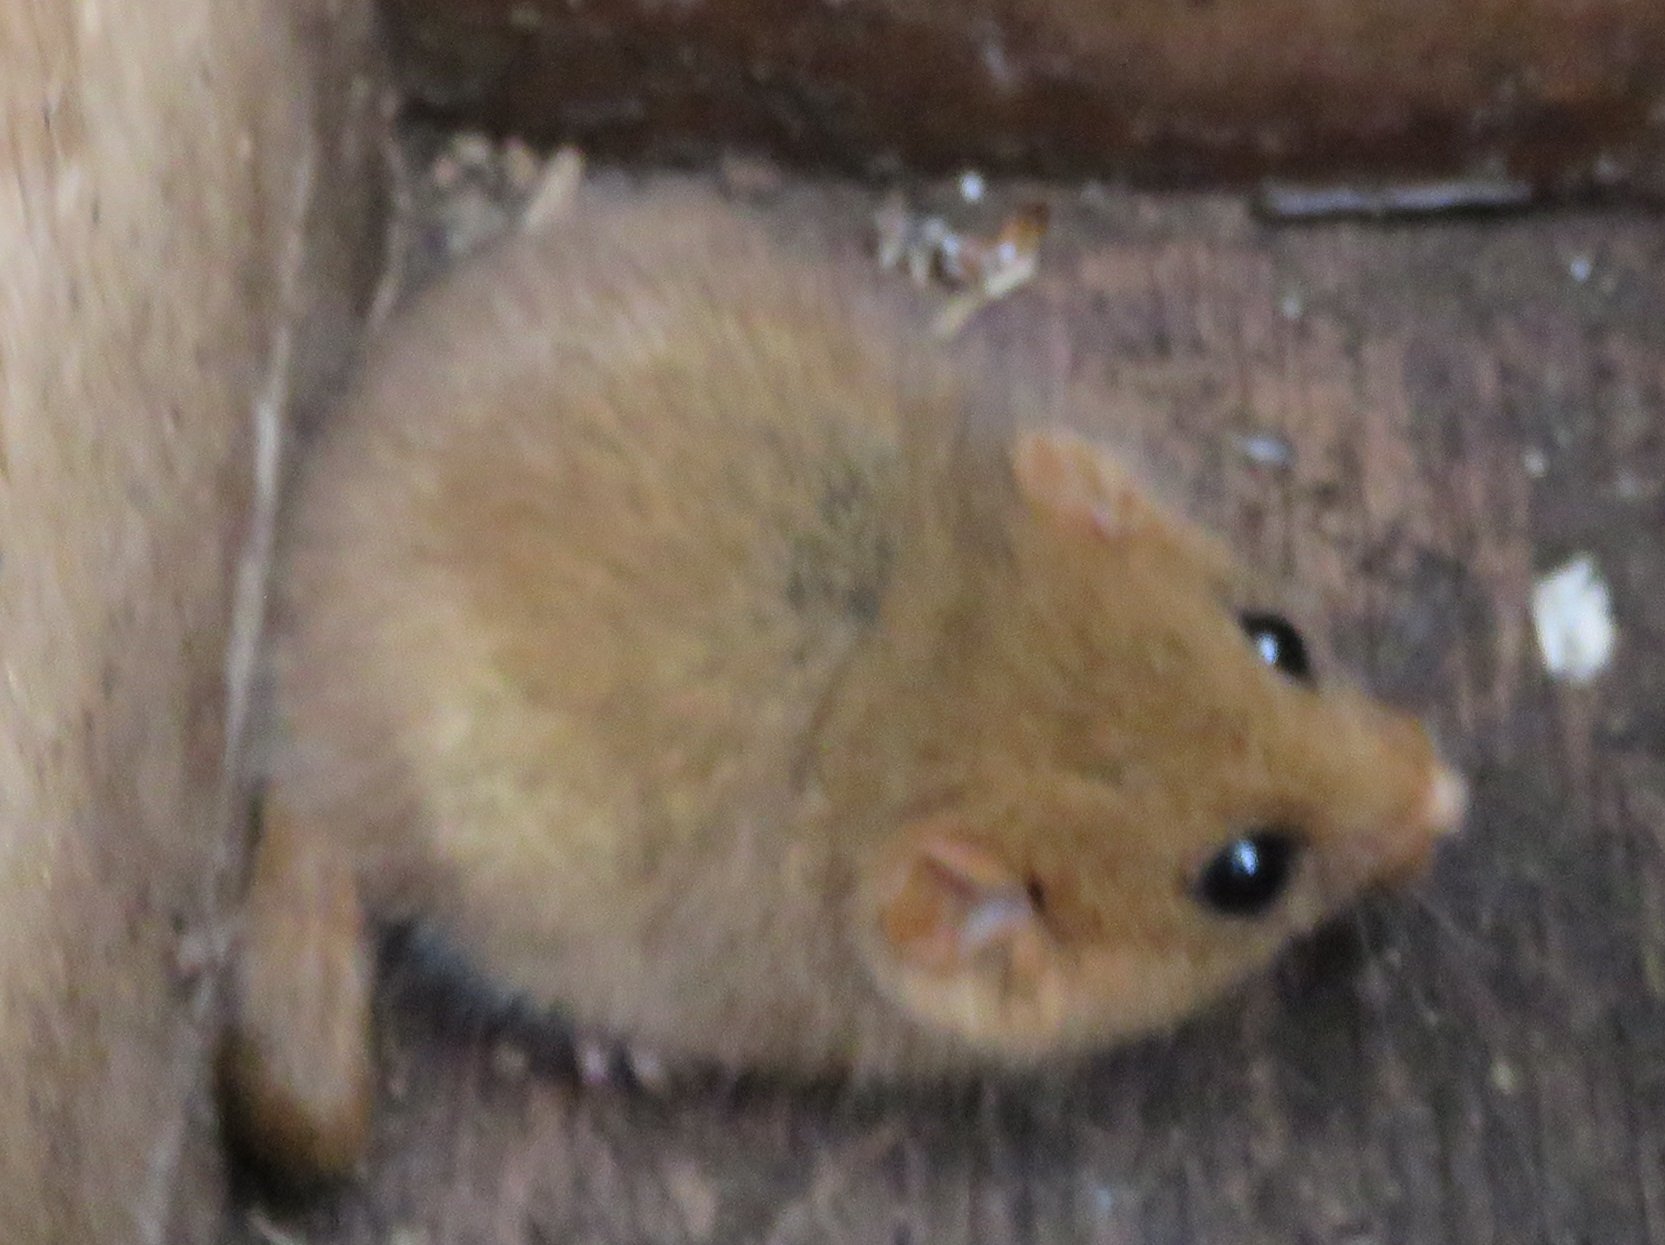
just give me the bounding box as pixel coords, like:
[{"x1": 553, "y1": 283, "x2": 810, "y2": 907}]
[{"x1": 1376, "y1": 760, "x2": 1466, "y2": 885}]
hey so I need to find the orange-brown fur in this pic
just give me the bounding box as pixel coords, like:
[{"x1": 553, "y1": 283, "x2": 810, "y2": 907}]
[{"x1": 222, "y1": 180, "x2": 1462, "y2": 1184}]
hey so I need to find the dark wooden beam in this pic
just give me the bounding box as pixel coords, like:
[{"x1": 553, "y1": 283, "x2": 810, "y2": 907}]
[{"x1": 383, "y1": 0, "x2": 1665, "y2": 192}]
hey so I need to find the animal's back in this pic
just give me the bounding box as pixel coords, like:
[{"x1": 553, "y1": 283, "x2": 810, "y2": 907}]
[{"x1": 267, "y1": 186, "x2": 937, "y2": 1042}]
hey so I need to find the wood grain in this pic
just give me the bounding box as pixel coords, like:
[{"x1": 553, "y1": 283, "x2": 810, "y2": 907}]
[
  {"x1": 379, "y1": 0, "x2": 1665, "y2": 193},
  {"x1": 0, "y1": 2, "x2": 387, "y2": 1240}
]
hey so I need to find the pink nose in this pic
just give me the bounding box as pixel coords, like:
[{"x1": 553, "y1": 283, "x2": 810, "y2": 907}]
[
  {"x1": 1420, "y1": 764, "x2": 1468, "y2": 838},
  {"x1": 1376, "y1": 762, "x2": 1466, "y2": 884}
]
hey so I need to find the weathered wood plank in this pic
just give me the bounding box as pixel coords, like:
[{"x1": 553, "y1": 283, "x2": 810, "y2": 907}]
[
  {"x1": 0, "y1": 3, "x2": 387, "y2": 1240},
  {"x1": 380, "y1": 0, "x2": 1665, "y2": 192}
]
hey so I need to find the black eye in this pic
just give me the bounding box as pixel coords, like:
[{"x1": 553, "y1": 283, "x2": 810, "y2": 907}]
[
  {"x1": 1194, "y1": 830, "x2": 1299, "y2": 917},
  {"x1": 1240, "y1": 612, "x2": 1311, "y2": 681}
]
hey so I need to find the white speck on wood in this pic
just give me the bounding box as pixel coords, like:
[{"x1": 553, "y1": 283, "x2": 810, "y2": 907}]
[
  {"x1": 520, "y1": 146, "x2": 585, "y2": 234},
  {"x1": 1532, "y1": 554, "x2": 1615, "y2": 684},
  {"x1": 577, "y1": 1035, "x2": 613, "y2": 1085},
  {"x1": 247, "y1": 1210, "x2": 307, "y2": 1245},
  {"x1": 1237, "y1": 430, "x2": 1295, "y2": 468}
]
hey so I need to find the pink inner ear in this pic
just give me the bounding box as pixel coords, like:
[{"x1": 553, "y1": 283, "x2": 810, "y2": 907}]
[
  {"x1": 880, "y1": 831, "x2": 1039, "y2": 971},
  {"x1": 1010, "y1": 429, "x2": 1148, "y2": 540}
]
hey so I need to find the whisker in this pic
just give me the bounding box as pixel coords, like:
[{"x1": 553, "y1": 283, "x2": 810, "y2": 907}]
[
  {"x1": 1352, "y1": 897, "x2": 1549, "y2": 1237},
  {"x1": 1402, "y1": 889, "x2": 1498, "y2": 969}
]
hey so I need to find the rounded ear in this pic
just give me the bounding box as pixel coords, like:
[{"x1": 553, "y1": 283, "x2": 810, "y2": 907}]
[
  {"x1": 865, "y1": 816, "x2": 1077, "y2": 1048},
  {"x1": 1009, "y1": 427, "x2": 1243, "y2": 585},
  {"x1": 1009, "y1": 428, "x2": 1159, "y2": 540},
  {"x1": 877, "y1": 820, "x2": 1046, "y2": 976}
]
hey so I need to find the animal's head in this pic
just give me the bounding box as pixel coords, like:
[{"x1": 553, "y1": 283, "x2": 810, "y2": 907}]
[{"x1": 852, "y1": 427, "x2": 1464, "y2": 1059}]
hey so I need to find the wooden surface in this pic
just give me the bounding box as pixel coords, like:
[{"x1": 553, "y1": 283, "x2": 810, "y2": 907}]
[
  {"x1": 382, "y1": 0, "x2": 1665, "y2": 193},
  {"x1": 239, "y1": 148, "x2": 1665, "y2": 1244},
  {"x1": 0, "y1": 2, "x2": 387, "y2": 1241}
]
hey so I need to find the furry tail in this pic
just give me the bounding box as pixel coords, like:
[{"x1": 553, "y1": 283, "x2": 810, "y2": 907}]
[{"x1": 218, "y1": 794, "x2": 375, "y2": 1189}]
